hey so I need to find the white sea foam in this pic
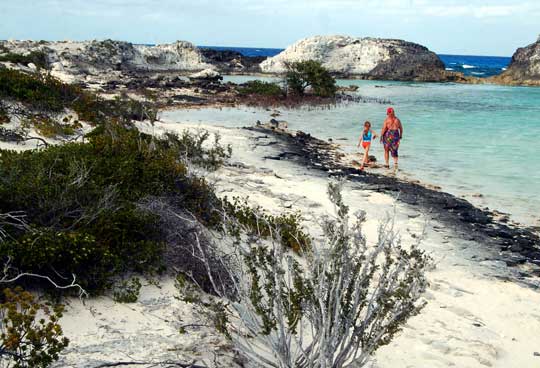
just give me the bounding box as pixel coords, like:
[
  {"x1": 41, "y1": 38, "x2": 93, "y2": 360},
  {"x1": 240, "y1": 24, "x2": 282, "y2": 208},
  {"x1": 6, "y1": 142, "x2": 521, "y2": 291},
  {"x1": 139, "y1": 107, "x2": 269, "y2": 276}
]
[
  {"x1": 502, "y1": 67, "x2": 507, "y2": 71},
  {"x1": 445, "y1": 68, "x2": 454, "y2": 71},
  {"x1": 471, "y1": 72, "x2": 485, "y2": 75},
  {"x1": 462, "y1": 64, "x2": 476, "y2": 69}
]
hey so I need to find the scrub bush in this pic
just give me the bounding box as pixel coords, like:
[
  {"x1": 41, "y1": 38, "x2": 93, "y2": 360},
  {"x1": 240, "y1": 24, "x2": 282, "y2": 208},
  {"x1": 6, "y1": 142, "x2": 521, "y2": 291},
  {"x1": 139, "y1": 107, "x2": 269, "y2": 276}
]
[
  {"x1": 0, "y1": 51, "x2": 49, "y2": 69},
  {"x1": 0, "y1": 103, "x2": 9, "y2": 124},
  {"x1": 0, "y1": 123, "x2": 228, "y2": 292},
  {"x1": 238, "y1": 80, "x2": 284, "y2": 97},
  {"x1": 222, "y1": 197, "x2": 310, "y2": 253},
  {"x1": 112, "y1": 277, "x2": 142, "y2": 303},
  {"x1": 0, "y1": 69, "x2": 156, "y2": 126},
  {"x1": 0, "y1": 287, "x2": 68, "y2": 368},
  {"x1": 193, "y1": 182, "x2": 428, "y2": 368},
  {"x1": 21, "y1": 116, "x2": 77, "y2": 138}
]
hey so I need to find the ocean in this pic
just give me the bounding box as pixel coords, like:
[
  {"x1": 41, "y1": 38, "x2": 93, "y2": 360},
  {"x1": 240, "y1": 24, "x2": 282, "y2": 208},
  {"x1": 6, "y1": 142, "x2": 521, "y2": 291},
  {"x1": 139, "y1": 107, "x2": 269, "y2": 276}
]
[
  {"x1": 201, "y1": 46, "x2": 512, "y2": 78},
  {"x1": 163, "y1": 74, "x2": 540, "y2": 227}
]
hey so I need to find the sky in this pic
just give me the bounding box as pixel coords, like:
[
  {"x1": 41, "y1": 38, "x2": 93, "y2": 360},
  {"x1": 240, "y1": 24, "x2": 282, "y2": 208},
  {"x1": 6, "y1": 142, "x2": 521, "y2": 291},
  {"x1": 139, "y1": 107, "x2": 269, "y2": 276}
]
[{"x1": 1, "y1": 0, "x2": 539, "y2": 56}]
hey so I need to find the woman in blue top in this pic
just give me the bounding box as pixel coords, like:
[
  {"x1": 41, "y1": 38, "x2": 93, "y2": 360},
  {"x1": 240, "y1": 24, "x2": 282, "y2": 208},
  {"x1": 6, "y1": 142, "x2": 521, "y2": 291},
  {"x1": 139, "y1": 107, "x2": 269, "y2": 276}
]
[{"x1": 357, "y1": 121, "x2": 377, "y2": 170}]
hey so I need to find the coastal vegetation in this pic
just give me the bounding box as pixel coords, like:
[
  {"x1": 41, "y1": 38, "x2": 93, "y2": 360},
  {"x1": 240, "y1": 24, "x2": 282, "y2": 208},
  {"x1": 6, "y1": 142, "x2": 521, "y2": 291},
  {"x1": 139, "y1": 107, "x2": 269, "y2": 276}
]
[
  {"x1": 180, "y1": 182, "x2": 428, "y2": 367},
  {"x1": 0, "y1": 287, "x2": 68, "y2": 368},
  {"x1": 235, "y1": 60, "x2": 348, "y2": 109},
  {"x1": 285, "y1": 60, "x2": 337, "y2": 97},
  {"x1": 238, "y1": 80, "x2": 285, "y2": 97},
  {"x1": 0, "y1": 68, "x2": 156, "y2": 129},
  {"x1": 0, "y1": 51, "x2": 49, "y2": 70}
]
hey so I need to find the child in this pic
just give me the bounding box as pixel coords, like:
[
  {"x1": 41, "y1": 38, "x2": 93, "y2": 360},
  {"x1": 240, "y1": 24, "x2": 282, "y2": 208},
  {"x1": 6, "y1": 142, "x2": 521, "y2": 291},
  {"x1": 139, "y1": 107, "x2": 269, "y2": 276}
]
[{"x1": 357, "y1": 121, "x2": 377, "y2": 170}]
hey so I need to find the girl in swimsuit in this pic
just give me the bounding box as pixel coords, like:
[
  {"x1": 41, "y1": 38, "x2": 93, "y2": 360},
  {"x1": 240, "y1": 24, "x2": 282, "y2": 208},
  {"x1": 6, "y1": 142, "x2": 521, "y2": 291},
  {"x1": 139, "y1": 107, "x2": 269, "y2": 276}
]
[
  {"x1": 357, "y1": 121, "x2": 377, "y2": 170},
  {"x1": 380, "y1": 107, "x2": 403, "y2": 170}
]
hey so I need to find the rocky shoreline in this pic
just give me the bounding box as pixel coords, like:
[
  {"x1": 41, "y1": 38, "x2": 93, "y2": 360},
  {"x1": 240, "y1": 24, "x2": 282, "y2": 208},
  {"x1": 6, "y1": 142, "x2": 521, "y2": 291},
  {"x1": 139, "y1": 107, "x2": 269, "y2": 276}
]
[{"x1": 247, "y1": 124, "x2": 540, "y2": 277}]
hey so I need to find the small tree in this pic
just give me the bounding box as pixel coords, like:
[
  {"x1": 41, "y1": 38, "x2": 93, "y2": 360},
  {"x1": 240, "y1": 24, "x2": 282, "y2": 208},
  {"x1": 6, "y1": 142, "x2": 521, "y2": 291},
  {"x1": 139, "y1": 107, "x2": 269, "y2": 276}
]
[{"x1": 284, "y1": 60, "x2": 337, "y2": 97}]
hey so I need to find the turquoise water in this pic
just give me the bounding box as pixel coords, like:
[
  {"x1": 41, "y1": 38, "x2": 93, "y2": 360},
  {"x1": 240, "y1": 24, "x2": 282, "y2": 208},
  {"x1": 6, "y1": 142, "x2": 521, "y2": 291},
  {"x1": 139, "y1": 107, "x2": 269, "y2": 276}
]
[{"x1": 163, "y1": 77, "x2": 540, "y2": 226}]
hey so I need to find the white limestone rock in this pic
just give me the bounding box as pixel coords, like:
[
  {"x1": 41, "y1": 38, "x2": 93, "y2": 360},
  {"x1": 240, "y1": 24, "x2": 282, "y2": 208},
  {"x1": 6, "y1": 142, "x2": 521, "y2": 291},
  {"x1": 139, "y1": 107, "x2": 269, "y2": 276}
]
[
  {"x1": 260, "y1": 35, "x2": 446, "y2": 81},
  {"x1": 0, "y1": 39, "x2": 214, "y2": 82},
  {"x1": 189, "y1": 68, "x2": 222, "y2": 80}
]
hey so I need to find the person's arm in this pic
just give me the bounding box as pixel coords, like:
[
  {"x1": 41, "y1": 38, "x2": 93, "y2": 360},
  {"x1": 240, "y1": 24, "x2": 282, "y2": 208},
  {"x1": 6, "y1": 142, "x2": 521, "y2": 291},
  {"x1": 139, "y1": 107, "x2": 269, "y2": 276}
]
[
  {"x1": 371, "y1": 129, "x2": 378, "y2": 139},
  {"x1": 380, "y1": 120, "x2": 387, "y2": 142},
  {"x1": 398, "y1": 119, "x2": 403, "y2": 139},
  {"x1": 357, "y1": 134, "x2": 362, "y2": 148}
]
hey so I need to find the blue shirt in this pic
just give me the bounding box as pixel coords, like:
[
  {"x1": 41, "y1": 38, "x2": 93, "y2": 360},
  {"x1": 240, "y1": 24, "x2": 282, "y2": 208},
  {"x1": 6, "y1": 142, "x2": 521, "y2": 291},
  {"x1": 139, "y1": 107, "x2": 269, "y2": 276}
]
[{"x1": 362, "y1": 130, "x2": 372, "y2": 142}]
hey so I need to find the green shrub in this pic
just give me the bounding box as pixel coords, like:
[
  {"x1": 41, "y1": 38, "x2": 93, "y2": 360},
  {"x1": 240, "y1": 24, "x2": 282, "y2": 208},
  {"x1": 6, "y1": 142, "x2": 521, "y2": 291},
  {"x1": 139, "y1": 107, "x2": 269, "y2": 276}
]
[
  {"x1": 284, "y1": 60, "x2": 337, "y2": 97},
  {"x1": 0, "y1": 69, "x2": 156, "y2": 125},
  {"x1": 0, "y1": 103, "x2": 9, "y2": 124},
  {"x1": 0, "y1": 69, "x2": 75, "y2": 112},
  {"x1": 223, "y1": 197, "x2": 311, "y2": 253},
  {"x1": 175, "y1": 274, "x2": 231, "y2": 338},
  {"x1": 163, "y1": 130, "x2": 232, "y2": 171},
  {"x1": 0, "y1": 123, "x2": 227, "y2": 292},
  {"x1": 238, "y1": 80, "x2": 284, "y2": 97},
  {"x1": 0, "y1": 51, "x2": 49, "y2": 69},
  {"x1": 112, "y1": 277, "x2": 142, "y2": 303},
  {"x1": 0, "y1": 287, "x2": 69, "y2": 368},
  {"x1": 21, "y1": 116, "x2": 76, "y2": 138}
]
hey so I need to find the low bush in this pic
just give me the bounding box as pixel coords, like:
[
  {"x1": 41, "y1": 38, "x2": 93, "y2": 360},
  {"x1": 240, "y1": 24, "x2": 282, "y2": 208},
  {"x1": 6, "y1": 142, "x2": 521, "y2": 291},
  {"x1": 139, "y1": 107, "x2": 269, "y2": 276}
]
[
  {"x1": 238, "y1": 80, "x2": 284, "y2": 97},
  {"x1": 0, "y1": 51, "x2": 49, "y2": 69},
  {"x1": 0, "y1": 69, "x2": 74, "y2": 113},
  {"x1": 21, "y1": 116, "x2": 77, "y2": 138},
  {"x1": 222, "y1": 197, "x2": 311, "y2": 253},
  {"x1": 112, "y1": 277, "x2": 142, "y2": 303},
  {"x1": 0, "y1": 104, "x2": 9, "y2": 124},
  {"x1": 192, "y1": 182, "x2": 428, "y2": 368},
  {"x1": 0, "y1": 69, "x2": 156, "y2": 126},
  {"x1": 0, "y1": 287, "x2": 69, "y2": 368},
  {"x1": 0, "y1": 123, "x2": 227, "y2": 292}
]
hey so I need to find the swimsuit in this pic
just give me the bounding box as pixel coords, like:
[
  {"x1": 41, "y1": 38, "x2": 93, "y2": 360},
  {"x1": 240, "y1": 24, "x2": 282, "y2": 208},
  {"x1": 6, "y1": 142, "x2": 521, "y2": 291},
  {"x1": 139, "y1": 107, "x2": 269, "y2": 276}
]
[
  {"x1": 383, "y1": 129, "x2": 400, "y2": 157},
  {"x1": 361, "y1": 131, "x2": 372, "y2": 149}
]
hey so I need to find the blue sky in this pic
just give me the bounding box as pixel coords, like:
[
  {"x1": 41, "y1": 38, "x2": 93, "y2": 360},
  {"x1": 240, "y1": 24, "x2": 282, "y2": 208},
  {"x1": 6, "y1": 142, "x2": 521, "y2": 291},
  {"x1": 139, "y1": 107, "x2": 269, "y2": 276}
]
[{"x1": 1, "y1": 0, "x2": 538, "y2": 56}]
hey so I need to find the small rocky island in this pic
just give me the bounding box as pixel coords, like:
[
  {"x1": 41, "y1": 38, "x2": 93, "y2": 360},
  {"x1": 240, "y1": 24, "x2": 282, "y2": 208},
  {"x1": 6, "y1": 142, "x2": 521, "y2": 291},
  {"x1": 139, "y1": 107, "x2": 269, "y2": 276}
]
[{"x1": 260, "y1": 35, "x2": 452, "y2": 81}]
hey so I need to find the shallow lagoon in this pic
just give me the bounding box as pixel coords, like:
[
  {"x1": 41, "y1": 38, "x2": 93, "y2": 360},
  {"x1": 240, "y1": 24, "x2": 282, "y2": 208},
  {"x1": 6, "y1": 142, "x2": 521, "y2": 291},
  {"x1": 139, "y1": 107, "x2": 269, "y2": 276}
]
[{"x1": 163, "y1": 76, "x2": 540, "y2": 226}]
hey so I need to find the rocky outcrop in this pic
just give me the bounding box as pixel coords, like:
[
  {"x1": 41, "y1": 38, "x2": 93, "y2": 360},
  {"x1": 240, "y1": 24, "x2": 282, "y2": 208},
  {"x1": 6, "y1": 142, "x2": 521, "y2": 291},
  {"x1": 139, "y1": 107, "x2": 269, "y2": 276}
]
[
  {"x1": 0, "y1": 39, "x2": 214, "y2": 82},
  {"x1": 199, "y1": 48, "x2": 265, "y2": 73},
  {"x1": 490, "y1": 37, "x2": 540, "y2": 86},
  {"x1": 260, "y1": 35, "x2": 449, "y2": 81}
]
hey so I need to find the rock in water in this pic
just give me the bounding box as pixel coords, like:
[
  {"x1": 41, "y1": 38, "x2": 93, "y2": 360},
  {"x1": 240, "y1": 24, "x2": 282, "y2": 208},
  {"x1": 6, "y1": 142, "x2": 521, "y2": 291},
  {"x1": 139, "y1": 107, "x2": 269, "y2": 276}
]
[
  {"x1": 260, "y1": 35, "x2": 447, "y2": 81},
  {"x1": 189, "y1": 68, "x2": 223, "y2": 81},
  {"x1": 491, "y1": 38, "x2": 540, "y2": 86}
]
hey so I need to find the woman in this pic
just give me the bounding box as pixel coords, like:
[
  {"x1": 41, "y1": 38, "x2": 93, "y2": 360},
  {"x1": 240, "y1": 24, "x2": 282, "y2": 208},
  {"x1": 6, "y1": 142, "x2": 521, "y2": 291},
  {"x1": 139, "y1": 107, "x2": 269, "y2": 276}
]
[{"x1": 380, "y1": 107, "x2": 403, "y2": 170}]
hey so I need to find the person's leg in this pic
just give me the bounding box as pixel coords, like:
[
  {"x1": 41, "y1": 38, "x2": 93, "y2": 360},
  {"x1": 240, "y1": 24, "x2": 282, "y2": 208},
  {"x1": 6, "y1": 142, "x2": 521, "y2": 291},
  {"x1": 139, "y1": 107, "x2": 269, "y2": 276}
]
[
  {"x1": 384, "y1": 148, "x2": 390, "y2": 168},
  {"x1": 362, "y1": 146, "x2": 370, "y2": 168},
  {"x1": 393, "y1": 141, "x2": 400, "y2": 169}
]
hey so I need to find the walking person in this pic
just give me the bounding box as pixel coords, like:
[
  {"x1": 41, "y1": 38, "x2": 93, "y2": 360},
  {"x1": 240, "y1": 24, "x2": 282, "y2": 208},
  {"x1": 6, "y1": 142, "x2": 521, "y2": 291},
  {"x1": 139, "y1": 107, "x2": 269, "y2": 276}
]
[
  {"x1": 357, "y1": 121, "x2": 377, "y2": 170},
  {"x1": 380, "y1": 107, "x2": 403, "y2": 170}
]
